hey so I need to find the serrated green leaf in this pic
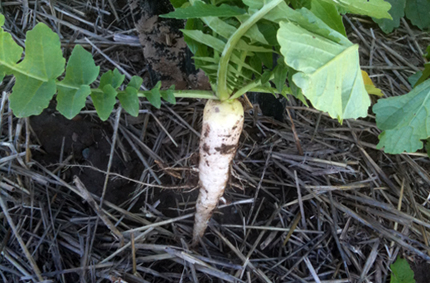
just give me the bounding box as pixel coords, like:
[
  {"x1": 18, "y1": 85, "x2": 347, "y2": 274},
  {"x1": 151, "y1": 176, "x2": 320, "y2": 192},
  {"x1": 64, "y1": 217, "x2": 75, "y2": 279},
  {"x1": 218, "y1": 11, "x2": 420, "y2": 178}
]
[
  {"x1": 373, "y1": 79, "x2": 430, "y2": 154},
  {"x1": 184, "y1": 19, "x2": 209, "y2": 56},
  {"x1": 57, "y1": 45, "x2": 100, "y2": 119},
  {"x1": 161, "y1": 85, "x2": 176, "y2": 104},
  {"x1": 9, "y1": 23, "x2": 65, "y2": 117},
  {"x1": 319, "y1": 0, "x2": 392, "y2": 19},
  {"x1": 311, "y1": 0, "x2": 347, "y2": 37},
  {"x1": 91, "y1": 85, "x2": 117, "y2": 121},
  {"x1": 0, "y1": 14, "x2": 23, "y2": 82},
  {"x1": 181, "y1": 29, "x2": 225, "y2": 52},
  {"x1": 117, "y1": 76, "x2": 142, "y2": 117},
  {"x1": 161, "y1": 1, "x2": 245, "y2": 19},
  {"x1": 147, "y1": 81, "x2": 162, "y2": 109},
  {"x1": 278, "y1": 22, "x2": 369, "y2": 121},
  {"x1": 373, "y1": 0, "x2": 406, "y2": 33},
  {"x1": 390, "y1": 257, "x2": 415, "y2": 283},
  {"x1": 405, "y1": 0, "x2": 430, "y2": 30}
]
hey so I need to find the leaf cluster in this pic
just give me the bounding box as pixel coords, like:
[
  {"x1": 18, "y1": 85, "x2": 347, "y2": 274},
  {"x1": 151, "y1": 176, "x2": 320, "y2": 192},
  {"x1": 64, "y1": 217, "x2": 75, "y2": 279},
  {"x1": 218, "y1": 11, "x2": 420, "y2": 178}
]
[
  {"x1": 373, "y1": 0, "x2": 430, "y2": 33},
  {"x1": 162, "y1": 0, "x2": 391, "y2": 121},
  {"x1": 0, "y1": 14, "x2": 174, "y2": 121},
  {"x1": 373, "y1": 44, "x2": 430, "y2": 154}
]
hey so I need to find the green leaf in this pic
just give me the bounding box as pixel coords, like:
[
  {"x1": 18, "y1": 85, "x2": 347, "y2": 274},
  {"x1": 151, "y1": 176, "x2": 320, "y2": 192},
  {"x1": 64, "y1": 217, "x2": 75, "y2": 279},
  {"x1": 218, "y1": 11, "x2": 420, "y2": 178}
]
[
  {"x1": 278, "y1": 22, "x2": 369, "y2": 121},
  {"x1": 181, "y1": 29, "x2": 225, "y2": 52},
  {"x1": 91, "y1": 85, "x2": 117, "y2": 121},
  {"x1": 273, "y1": 59, "x2": 288, "y2": 93},
  {"x1": 57, "y1": 45, "x2": 100, "y2": 119},
  {"x1": 311, "y1": 0, "x2": 347, "y2": 37},
  {"x1": 9, "y1": 23, "x2": 65, "y2": 117},
  {"x1": 243, "y1": 0, "x2": 263, "y2": 9},
  {"x1": 415, "y1": 63, "x2": 430, "y2": 86},
  {"x1": 169, "y1": 0, "x2": 188, "y2": 8},
  {"x1": 290, "y1": 0, "x2": 312, "y2": 9},
  {"x1": 426, "y1": 139, "x2": 430, "y2": 158},
  {"x1": 373, "y1": 0, "x2": 406, "y2": 33},
  {"x1": 146, "y1": 81, "x2": 162, "y2": 109},
  {"x1": 425, "y1": 45, "x2": 430, "y2": 61},
  {"x1": 265, "y1": 4, "x2": 349, "y2": 45},
  {"x1": 118, "y1": 76, "x2": 142, "y2": 117},
  {"x1": 319, "y1": 0, "x2": 392, "y2": 19},
  {"x1": 390, "y1": 257, "x2": 415, "y2": 283},
  {"x1": 408, "y1": 71, "x2": 423, "y2": 88},
  {"x1": 405, "y1": 0, "x2": 430, "y2": 30},
  {"x1": 161, "y1": 85, "x2": 176, "y2": 104},
  {"x1": 373, "y1": 79, "x2": 430, "y2": 154},
  {"x1": 0, "y1": 14, "x2": 23, "y2": 82},
  {"x1": 100, "y1": 68, "x2": 125, "y2": 90},
  {"x1": 161, "y1": 1, "x2": 245, "y2": 19}
]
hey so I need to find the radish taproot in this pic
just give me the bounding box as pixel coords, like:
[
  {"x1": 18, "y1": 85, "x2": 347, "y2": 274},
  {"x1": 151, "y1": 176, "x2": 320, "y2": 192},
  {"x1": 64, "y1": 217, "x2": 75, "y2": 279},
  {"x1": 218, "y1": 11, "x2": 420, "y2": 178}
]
[{"x1": 193, "y1": 99, "x2": 244, "y2": 244}]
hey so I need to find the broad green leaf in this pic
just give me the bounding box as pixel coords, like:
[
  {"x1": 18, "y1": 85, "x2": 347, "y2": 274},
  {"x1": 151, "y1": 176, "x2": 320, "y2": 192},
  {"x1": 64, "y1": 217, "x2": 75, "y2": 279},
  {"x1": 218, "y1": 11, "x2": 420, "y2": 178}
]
[
  {"x1": 278, "y1": 22, "x2": 370, "y2": 121},
  {"x1": 0, "y1": 14, "x2": 23, "y2": 82},
  {"x1": 161, "y1": 1, "x2": 245, "y2": 19},
  {"x1": 405, "y1": 0, "x2": 430, "y2": 30},
  {"x1": 118, "y1": 76, "x2": 142, "y2": 117},
  {"x1": 311, "y1": 0, "x2": 347, "y2": 37},
  {"x1": 319, "y1": 0, "x2": 392, "y2": 19},
  {"x1": 10, "y1": 23, "x2": 65, "y2": 117},
  {"x1": 161, "y1": 85, "x2": 176, "y2": 104},
  {"x1": 373, "y1": 79, "x2": 430, "y2": 154},
  {"x1": 146, "y1": 81, "x2": 162, "y2": 109},
  {"x1": 91, "y1": 85, "x2": 117, "y2": 121},
  {"x1": 390, "y1": 257, "x2": 415, "y2": 283},
  {"x1": 373, "y1": 0, "x2": 406, "y2": 33},
  {"x1": 415, "y1": 63, "x2": 430, "y2": 86},
  {"x1": 57, "y1": 45, "x2": 100, "y2": 119}
]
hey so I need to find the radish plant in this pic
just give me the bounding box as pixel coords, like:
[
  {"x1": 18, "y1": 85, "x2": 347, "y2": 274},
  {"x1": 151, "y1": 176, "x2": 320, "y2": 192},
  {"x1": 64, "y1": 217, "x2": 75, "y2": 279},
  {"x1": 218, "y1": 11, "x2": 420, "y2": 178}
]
[{"x1": 0, "y1": 0, "x2": 392, "y2": 244}]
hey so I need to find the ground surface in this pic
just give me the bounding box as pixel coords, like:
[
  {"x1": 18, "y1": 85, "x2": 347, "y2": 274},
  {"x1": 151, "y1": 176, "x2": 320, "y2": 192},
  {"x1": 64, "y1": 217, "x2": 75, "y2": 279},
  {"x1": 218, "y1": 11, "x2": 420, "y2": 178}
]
[{"x1": 1, "y1": 1, "x2": 430, "y2": 283}]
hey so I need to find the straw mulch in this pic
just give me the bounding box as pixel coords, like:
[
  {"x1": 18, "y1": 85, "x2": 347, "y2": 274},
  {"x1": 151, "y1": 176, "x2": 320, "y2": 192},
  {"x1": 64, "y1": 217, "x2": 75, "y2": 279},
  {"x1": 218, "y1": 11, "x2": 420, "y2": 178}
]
[{"x1": 1, "y1": 1, "x2": 430, "y2": 283}]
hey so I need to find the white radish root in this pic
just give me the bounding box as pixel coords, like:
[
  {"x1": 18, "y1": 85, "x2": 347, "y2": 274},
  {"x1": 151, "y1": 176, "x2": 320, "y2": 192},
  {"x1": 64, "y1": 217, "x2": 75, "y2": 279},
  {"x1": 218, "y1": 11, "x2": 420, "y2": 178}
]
[{"x1": 192, "y1": 99, "x2": 244, "y2": 244}]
